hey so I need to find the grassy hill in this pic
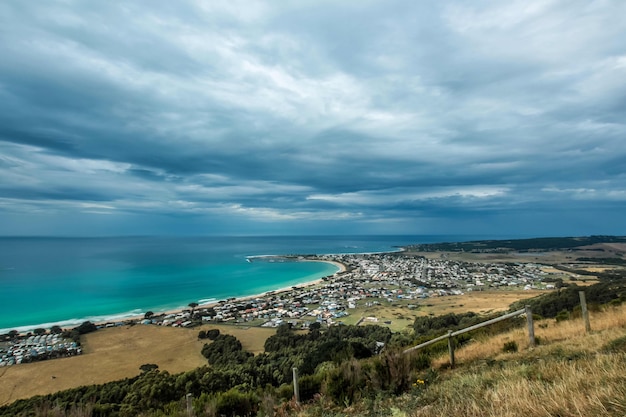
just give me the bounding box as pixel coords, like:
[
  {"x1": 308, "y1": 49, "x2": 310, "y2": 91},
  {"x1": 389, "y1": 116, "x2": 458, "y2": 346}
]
[{"x1": 296, "y1": 303, "x2": 626, "y2": 417}]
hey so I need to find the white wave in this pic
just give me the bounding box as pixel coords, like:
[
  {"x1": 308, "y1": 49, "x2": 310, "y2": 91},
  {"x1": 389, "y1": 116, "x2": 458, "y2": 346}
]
[{"x1": 0, "y1": 309, "x2": 146, "y2": 335}]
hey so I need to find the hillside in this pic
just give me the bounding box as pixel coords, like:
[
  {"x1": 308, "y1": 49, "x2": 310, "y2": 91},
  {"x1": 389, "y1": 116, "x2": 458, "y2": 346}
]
[
  {"x1": 3, "y1": 298, "x2": 626, "y2": 416},
  {"x1": 296, "y1": 303, "x2": 626, "y2": 417},
  {"x1": 2, "y1": 235, "x2": 626, "y2": 416}
]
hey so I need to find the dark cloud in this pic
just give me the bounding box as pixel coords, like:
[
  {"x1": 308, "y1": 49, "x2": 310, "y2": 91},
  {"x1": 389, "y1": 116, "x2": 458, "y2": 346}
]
[{"x1": 0, "y1": 0, "x2": 625, "y2": 236}]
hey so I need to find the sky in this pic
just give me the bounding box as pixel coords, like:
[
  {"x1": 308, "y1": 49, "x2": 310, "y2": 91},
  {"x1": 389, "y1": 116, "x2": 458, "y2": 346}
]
[{"x1": 1, "y1": 1, "x2": 625, "y2": 237}]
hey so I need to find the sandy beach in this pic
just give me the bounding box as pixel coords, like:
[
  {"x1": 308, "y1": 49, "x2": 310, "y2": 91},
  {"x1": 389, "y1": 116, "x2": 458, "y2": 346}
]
[{"x1": 91, "y1": 258, "x2": 348, "y2": 328}]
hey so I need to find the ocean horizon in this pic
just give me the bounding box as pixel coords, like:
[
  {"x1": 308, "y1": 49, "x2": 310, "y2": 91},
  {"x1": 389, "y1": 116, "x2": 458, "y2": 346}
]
[{"x1": 0, "y1": 234, "x2": 499, "y2": 333}]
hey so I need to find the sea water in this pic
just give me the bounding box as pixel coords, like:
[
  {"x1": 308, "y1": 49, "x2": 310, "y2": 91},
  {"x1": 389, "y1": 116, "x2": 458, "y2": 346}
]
[{"x1": 0, "y1": 235, "x2": 479, "y2": 332}]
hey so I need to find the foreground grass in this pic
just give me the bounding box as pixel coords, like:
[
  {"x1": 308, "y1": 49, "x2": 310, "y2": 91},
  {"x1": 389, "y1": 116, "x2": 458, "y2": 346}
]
[{"x1": 298, "y1": 304, "x2": 626, "y2": 417}]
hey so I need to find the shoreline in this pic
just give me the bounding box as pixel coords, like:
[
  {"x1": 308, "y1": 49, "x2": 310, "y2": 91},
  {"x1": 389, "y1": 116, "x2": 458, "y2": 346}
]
[
  {"x1": 1, "y1": 259, "x2": 348, "y2": 334},
  {"x1": 117, "y1": 259, "x2": 348, "y2": 325}
]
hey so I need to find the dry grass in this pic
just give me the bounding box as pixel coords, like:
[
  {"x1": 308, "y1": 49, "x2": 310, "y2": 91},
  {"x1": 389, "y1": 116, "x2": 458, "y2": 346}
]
[
  {"x1": 0, "y1": 323, "x2": 275, "y2": 406},
  {"x1": 432, "y1": 304, "x2": 626, "y2": 367},
  {"x1": 414, "y1": 355, "x2": 626, "y2": 417},
  {"x1": 345, "y1": 290, "x2": 545, "y2": 332},
  {"x1": 417, "y1": 290, "x2": 545, "y2": 316},
  {"x1": 414, "y1": 304, "x2": 626, "y2": 417}
]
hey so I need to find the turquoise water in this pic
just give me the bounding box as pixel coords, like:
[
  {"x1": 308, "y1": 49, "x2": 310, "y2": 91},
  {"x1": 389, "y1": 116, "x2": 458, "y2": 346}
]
[{"x1": 0, "y1": 235, "x2": 481, "y2": 332}]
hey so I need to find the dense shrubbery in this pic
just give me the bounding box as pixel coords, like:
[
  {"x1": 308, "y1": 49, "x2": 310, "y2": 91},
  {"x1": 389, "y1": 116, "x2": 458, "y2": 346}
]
[
  {"x1": 407, "y1": 235, "x2": 626, "y2": 252},
  {"x1": 0, "y1": 324, "x2": 397, "y2": 416},
  {"x1": 201, "y1": 334, "x2": 252, "y2": 365},
  {"x1": 511, "y1": 279, "x2": 626, "y2": 318},
  {"x1": 60, "y1": 320, "x2": 98, "y2": 345}
]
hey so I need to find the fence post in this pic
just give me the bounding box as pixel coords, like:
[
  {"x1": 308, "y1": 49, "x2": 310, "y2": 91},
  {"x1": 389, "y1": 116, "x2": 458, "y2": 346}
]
[
  {"x1": 292, "y1": 367, "x2": 300, "y2": 404},
  {"x1": 447, "y1": 330, "x2": 455, "y2": 368},
  {"x1": 525, "y1": 305, "x2": 535, "y2": 348},
  {"x1": 579, "y1": 291, "x2": 591, "y2": 333},
  {"x1": 186, "y1": 393, "x2": 193, "y2": 416}
]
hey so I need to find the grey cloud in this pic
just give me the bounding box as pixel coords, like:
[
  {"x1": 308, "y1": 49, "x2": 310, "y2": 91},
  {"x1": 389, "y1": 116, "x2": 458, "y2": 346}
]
[{"x1": 0, "y1": 0, "x2": 625, "y2": 236}]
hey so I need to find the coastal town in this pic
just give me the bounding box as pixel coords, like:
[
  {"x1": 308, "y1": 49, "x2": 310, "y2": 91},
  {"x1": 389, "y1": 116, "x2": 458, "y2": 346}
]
[
  {"x1": 0, "y1": 251, "x2": 552, "y2": 367},
  {"x1": 140, "y1": 252, "x2": 549, "y2": 330}
]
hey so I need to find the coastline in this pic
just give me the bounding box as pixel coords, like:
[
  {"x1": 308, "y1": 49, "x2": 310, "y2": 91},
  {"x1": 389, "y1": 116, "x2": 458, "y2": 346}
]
[
  {"x1": 114, "y1": 259, "x2": 347, "y2": 326},
  {"x1": 1, "y1": 259, "x2": 348, "y2": 334}
]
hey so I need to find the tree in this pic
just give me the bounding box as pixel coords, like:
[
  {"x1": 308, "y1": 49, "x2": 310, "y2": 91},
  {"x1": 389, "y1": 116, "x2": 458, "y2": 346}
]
[
  {"x1": 50, "y1": 325, "x2": 63, "y2": 334},
  {"x1": 139, "y1": 363, "x2": 159, "y2": 373},
  {"x1": 309, "y1": 322, "x2": 321, "y2": 331},
  {"x1": 144, "y1": 311, "x2": 154, "y2": 320},
  {"x1": 76, "y1": 321, "x2": 98, "y2": 334},
  {"x1": 34, "y1": 328, "x2": 47, "y2": 336}
]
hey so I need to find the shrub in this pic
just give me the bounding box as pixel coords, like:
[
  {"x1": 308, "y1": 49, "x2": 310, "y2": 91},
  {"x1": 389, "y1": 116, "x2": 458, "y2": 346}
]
[
  {"x1": 276, "y1": 383, "x2": 294, "y2": 401},
  {"x1": 555, "y1": 310, "x2": 570, "y2": 322},
  {"x1": 139, "y1": 363, "x2": 159, "y2": 373},
  {"x1": 298, "y1": 374, "x2": 323, "y2": 402},
  {"x1": 215, "y1": 388, "x2": 258, "y2": 417},
  {"x1": 206, "y1": 329, "x2": 220, "y2": 340}
]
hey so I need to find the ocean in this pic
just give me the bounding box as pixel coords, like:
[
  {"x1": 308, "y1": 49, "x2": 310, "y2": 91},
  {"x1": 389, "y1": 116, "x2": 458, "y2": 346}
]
[{"x1": 0, "y1": 235, "x2": 484, "y2": 333}]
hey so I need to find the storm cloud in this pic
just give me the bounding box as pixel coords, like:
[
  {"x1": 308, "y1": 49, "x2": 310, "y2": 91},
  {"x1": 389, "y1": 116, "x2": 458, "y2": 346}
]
[{"x1": 1, "y1": 0, "x2": 625, "y2": 236}]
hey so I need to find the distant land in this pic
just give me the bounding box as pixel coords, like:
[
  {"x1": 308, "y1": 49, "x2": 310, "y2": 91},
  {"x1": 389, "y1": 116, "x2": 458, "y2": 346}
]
[{"x1": 404, "y1": 235, "x2": 626, "y2": 252}]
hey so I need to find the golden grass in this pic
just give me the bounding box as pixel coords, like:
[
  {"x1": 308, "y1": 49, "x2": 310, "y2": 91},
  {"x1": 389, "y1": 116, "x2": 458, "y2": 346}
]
[
  {"x1": 0, "y1": 323, "x2": 274, "y2": 406},
  {"x1": 414, "y1": 355, "x2": 626, "y2": 417},
  {"x1": 346, "y1": 290, "x2": 545, "y2": 333},
  {"x1": 414, "y1": 304, "x2": 626, "y2": 417},
  {"x1": 417, "y1": 290, "x2": 545, "y2": 316}
]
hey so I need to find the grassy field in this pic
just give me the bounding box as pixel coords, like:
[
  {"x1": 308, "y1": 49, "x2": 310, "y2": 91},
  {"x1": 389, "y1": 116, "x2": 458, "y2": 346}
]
[
  {"x1": 341, "y1": 290, "x2": 546, "y2": 332},
  {"x1": 0, "y1": 323, "x2": 274, "y2": 406}
]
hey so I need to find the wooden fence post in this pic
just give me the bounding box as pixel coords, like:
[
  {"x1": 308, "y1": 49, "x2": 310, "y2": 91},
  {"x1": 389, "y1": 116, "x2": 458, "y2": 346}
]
[
  {"x1": 579, "y1": 291, "x2": 591, "y2": 333},
  {"x1": 525, "y1": 305, "x2": 535, "y2": 348},
  {"x1": 186, "y1": 393, "x2": 193, "y2": 416},
  {"x1": 292, "y1": 367, "x2": 300, "y2": 404},
  {"x1": 447, "y1": 330, "x2": 455, "y2": 368}
]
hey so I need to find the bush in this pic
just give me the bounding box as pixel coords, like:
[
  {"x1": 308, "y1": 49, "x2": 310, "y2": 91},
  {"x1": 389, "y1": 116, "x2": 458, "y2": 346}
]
[
  {"x1": 298, "y1": 374, "x2": 323, "y2": 402},
  {"x1": 215, "y1": 389, "x2": 258, "y2": 417},
  {"x1": 139, "y1": 363, "x2": 159, "y2": 373},
  {"x1": 555, "y1": 310, "x2": 570, "y2": 322},
  {"x1": 276, "y1": 383, "x2": 294, "y2": 401},
  {"x1": 206, "y1": 329, "x2": 220, "y2": 340}
]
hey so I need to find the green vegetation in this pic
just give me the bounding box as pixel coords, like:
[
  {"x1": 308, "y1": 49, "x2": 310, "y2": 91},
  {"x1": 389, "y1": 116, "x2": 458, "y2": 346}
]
[
  {"x1": 576, "y1": 257, "x2": 626, "y2": 266},
  {"x1": 407, "y1": 235, "x2": 626, "y2": 252},
  {"x1": 510, "y1": 279, "x2": 626, "y2": 318},
  {"x1": 61, "y1": 320, "x2": 98, "y2": 345},
  {"x1": 0, "y1": 324, "x2": 394, "y2": 416}
]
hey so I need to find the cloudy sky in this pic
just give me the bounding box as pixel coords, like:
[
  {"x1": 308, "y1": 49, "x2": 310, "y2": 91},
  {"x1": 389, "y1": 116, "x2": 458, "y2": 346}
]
[{"x1": 1, "y1": 1, "x2": 625, "y2": 237}]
